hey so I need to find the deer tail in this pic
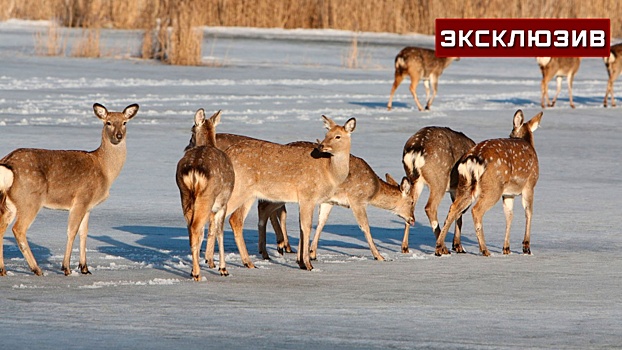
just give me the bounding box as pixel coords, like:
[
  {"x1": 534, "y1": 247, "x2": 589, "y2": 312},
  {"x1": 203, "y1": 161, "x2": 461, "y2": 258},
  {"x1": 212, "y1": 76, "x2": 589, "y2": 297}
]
[{"x1": 0, "y1": 165, "x2": 14, "y2": 213}]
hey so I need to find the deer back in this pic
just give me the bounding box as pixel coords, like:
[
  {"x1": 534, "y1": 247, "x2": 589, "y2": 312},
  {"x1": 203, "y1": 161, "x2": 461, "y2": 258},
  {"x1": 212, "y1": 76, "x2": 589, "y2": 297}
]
[
  {"x1": 396, "y1": 47, "x2": 456, "y2": 78},
  {"x1": 604, "y1": 43, "x2": 622, "y2": 77},
  {"x1": 537, "y1": 57, "x2": 581, "y2": 76}
]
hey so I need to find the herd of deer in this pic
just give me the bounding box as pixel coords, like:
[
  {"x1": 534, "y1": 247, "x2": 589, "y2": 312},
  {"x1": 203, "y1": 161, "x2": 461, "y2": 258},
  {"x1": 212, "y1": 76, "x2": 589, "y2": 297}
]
[{"x1": 8, "y1": 40, "x2": 621, "y2": 280}]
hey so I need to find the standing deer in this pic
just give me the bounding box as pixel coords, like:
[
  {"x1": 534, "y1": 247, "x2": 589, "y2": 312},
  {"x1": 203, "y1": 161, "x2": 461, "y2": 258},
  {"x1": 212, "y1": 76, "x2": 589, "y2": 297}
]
[
  {"x1": 251, "y1": 145, "x2": 415, "y2": 261},
  {"x1": 176, "y1": 109, "x2": 234, "y2": 281},
  {"x1": 0, "y1": 103, "x2": 138, "y2": 276},
  {"x1": 603, "y1": 43, "x2": 622, "y2": 107},
  {"x1": 222, "y1": 116, "x2": 356, "y2": 271},
  {"x1": 435, "y1": 110, "x2": 543, "y2": 257},
  {"x1": 387, "y1": 47, "x2": 458, "y2": 111},
  {"x1": 401, "y1": 127, "x2": 475, "y2": 253},
  {"x1": 537, "y1": 57, "x2": 581, "y2": 109}
]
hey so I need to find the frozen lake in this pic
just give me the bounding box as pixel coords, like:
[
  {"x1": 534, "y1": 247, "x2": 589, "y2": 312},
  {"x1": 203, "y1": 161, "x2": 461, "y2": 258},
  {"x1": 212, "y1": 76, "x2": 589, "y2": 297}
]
[{"x1": 0, "y1": 20, "x2": 621, "y2": 349}]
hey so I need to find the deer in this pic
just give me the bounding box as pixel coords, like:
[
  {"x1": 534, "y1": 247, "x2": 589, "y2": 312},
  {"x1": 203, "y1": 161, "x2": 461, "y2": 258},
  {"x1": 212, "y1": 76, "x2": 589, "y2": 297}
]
[
  {"x1": 249, "y1": 144, "x2": 415, "y2": 261},
  {"x1": 401, "y1": 127, "x2": 475, "y2": 253},
  {"x1": 603, "y1": 43, "x2": 622, "y2": 107},
  {"x1": 0, "y1": 103, "x2": 139, "y2": 276},
  {"x1": 176, "y1": 109, "x2": 235, "y2": 281},
  {"x1": 387, "y1": 46, "x2": 458, "y2": 111},
  {"x1": 434, "y1": 110, "x2": 543, "y2": 257},
  {"x1": 220, "y1": 116, "x2": 356, "y2": 271},
  {"x1": 537, "y1": 57, "x2": 581, "y2": 109}
]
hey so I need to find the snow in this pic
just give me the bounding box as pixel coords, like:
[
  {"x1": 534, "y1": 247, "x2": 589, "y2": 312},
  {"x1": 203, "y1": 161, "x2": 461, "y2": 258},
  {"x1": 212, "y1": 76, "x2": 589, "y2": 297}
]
[{"x1": 1, "y1": 21, "x2": 622, "y2": 349}]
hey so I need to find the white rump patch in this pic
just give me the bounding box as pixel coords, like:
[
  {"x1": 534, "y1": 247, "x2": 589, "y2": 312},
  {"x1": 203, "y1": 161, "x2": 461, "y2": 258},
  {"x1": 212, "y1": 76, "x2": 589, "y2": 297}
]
[
  {"x1": 605, "y1": 52, "x2": 616, "y2": 64},
  {"x1": 536, "y1": 57, "x2": 551, "y2": 67},
  {"x1": 458, "y1": 158, "x2": 485, "y2": 183},
  {"x1": 0, "y1": 166, "x2": 14, "y2": 190},
  {"x1": 182, "y1": 170, "x2": 207, "y2": 190}
]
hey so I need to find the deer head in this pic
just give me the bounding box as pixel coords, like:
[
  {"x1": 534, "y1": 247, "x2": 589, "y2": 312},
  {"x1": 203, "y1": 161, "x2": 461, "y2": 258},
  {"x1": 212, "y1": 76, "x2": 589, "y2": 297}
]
[
  {"x1": 316, "y1": 115, "x2": 356, "y2": 154},
  {"x1": 93, "y1": 103, "x2": 139, "y2": 145}
]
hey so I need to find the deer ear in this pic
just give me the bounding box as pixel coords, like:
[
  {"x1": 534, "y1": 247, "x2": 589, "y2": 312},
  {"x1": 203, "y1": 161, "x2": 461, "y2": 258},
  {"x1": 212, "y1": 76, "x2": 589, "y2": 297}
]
[
  {"x1": 123, "y1": 104, "x2": 139, "y2": 120},
  {"x1": 344, "y1": 118, "x2": 356, "y2": 133},
  {"x1": 528, "y1": 111, "x2": 543, "y2": 132},
  {"x1": 385, "y1": 173, "x2": 398, "y2": 186},
  {"x1": 322, "y1": 115, "x2": 336, "y2": 130},
  {"x1": 400, "y1": 177, "x2": 412, "y2": 196},
  {"x1": 208, "y1": 110, "x2": 222, "y2": 127},
  {"x1": 194, "y1": 108, "x2": 206, "y2": 126},
  {"x1": 513, "y1": 110, "x2": 524, "y2": 129},
  {"x1": 93, "y1": 103, "x2": 108, "y2": 120}
]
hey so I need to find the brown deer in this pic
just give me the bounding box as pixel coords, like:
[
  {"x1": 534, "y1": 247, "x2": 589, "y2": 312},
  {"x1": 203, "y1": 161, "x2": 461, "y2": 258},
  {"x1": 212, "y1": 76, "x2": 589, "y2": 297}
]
[
  {"x1": 603, "y1": 43, "x2": 622, "y2": 107},
  {"x1": 251, "y1": 145, "x2": 415, "y2": 261},
  {"x1": 401, "y1": 127, "x2": 475, "y2": 253},
  {"x1": 435, "y1": 110, "x2": 543, "y2": 257},
  {"x1": 537, "y1": 57, "x2": 581, "y2": 109},
  {"x1": 176, "y1": 109, "x2": 235, "y2": 281},
  {"x1": 0, "y1": 103, "x2": 139, "y2": 276},
  {"x1": 222, "y1": 116, "x2": 356, "y2": 270},
  {"x1": 387, "y1": 47, "x2": 458, "y2": 111}
]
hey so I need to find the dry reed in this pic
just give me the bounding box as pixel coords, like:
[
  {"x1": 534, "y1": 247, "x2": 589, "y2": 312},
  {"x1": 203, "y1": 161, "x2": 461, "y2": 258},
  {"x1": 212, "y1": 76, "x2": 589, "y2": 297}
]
[
  {"x1": 71, "y1": 28, "x2": 101, "y2": 57},
  {"x1": 34, "y1": 22, "x2": 66, "y2": 56}
]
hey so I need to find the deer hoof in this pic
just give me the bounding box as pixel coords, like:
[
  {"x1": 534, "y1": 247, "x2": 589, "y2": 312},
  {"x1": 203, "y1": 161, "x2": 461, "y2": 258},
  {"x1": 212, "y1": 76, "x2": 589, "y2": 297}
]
[
  {"x1": 452, "y1": 244, "x2": 466, "y2": 254},
  {"x1": 191, "y1": 272, "x2": 201, "y2": 281},
  {"x1": 79, "y1": 264, "x2": 91, "y2": 275},
  {"x1": 219, "y1": 268, "x2": 229, "y2": 276},
  {"x1": 244, "y1": 261, "x2": 256, "y2": 269},
  {"x1": 0, "y1": 268, "x2": 6, "y2": 276},
  {"x1": 481, "y1": 249, "x2": 491, "y2": 257},
  {"x1": 435, "y1": 245, "x2": 450, "y2": 256},
  {"x1": 502, "y1": 247, "x2": 511, "y2": 255},
  {"x1": 401, "y1": 246, "x2": 410, "y2": 254}
]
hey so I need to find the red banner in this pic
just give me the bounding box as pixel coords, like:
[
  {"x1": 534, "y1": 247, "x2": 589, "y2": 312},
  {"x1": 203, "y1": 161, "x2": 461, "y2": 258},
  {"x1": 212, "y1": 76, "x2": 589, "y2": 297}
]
[{"x1": 435, "y1": 18, "x2": 610, "y2": 57}]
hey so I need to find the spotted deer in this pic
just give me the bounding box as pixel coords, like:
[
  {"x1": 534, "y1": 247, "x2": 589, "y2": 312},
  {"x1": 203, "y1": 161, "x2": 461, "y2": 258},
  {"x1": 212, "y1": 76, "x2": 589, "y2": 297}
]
[
  {"x1": 387, "y1": 47, "x2": 458, "y2": 111},
  {"x1": 401, "y1": 127, "x2": 475, "y2": 253},
  {"x1": 0, "y1": 103, "x2": 138, "y2": 276},
  {"x1": 537, "y1": 57, "x2": 581, "y2": 109},
  {"x1": 603, "y1": 43, "x2": 622, "y2": 107},
  {"x1": 176, "y1": 109, "x2": 235, "y2": 281},
  {"x1": 435, "y1": 110, "x2": 543, "y2": 257},
  {"x1": 222, "y1": 116, "x2": 356, "y2": 270},
  {"x1": 251, "y1": 144, "x2": 414, "y2": 261}
]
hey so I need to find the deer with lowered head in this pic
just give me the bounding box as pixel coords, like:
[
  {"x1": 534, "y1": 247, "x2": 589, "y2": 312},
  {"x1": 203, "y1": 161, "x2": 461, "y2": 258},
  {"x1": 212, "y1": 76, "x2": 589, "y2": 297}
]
[
  {"x1": 0, "y1": 103, "x2": 138, "y2": 276},
  {"x1": 603, "y1": 43, "x2": 622, "y2": 107},
  {"x1": 387, "y1": 47, "x2": 458, "y2": 111},
  {"x1": 401, "y1": 126, "x2": 475, "y2": 253},
  {"x1": 537, "y1": 57, "x2": 581, "y2": 109},
  {"x1": 435, "y1": 109, "x2": 543, "y2": 257},
  {"x1": 222, "y1": 116, "x2": 356, "y2": 271},
  {"x1": 176, "y1": 109, "x2": 234, "y2": 281}
]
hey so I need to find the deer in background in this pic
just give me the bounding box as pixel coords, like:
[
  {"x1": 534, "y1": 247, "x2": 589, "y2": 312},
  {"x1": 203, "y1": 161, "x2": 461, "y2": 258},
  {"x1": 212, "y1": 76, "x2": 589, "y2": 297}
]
[
  {"x1": 222, "y1": 116, "x2": 356, "y2": 271},
  {"x1": 0, "y1": 103, "x2": 138, "y2": 276},
  {"x1": 435, "y1": 110, "x2": 543, "y2": 257},
  {"x1": 537, "y1": 57, "x2": 581, "y2": 109},
  {"x1": 401, "y1": 127, "x2": 475, "y2": 253},
  {"x1": 176, "y1": 109, "x2": 235, "y2": 281},
  {"x1": 603, "y1": 43, "x2": 622, "y2": 107},
  {"x1": 250, "y1": 145, "x2": 415, "y2": 261},
  {"x1": 387, "y1": 47, "x2": 458, "y2": 111}
]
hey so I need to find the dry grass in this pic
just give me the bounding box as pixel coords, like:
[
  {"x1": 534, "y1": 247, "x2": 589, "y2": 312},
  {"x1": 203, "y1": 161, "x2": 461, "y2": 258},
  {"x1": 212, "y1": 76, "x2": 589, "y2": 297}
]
[
  {"x1": 34, "y1": 22, "x2": 66, "y2": 56},
  {"x1": 71, "y1": 28, "x2": 101, "y2": 57}
]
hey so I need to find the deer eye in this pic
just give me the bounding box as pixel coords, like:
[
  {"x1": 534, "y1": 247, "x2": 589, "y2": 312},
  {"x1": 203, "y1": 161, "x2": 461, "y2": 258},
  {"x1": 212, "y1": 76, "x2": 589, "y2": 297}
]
[
  {"x1": 123, "y1": 121, "x2": 127, "y2": 126},
  {"x1": 106, "y1": 121, "x2": 112, "y2": 126},
  {"x1": 335, "y1": 135, "x2": 341, "y2": 139}
]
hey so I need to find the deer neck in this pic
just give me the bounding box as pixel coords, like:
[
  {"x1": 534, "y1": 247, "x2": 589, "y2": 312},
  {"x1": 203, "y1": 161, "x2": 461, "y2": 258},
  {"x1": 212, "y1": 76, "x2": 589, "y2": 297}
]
[
  {"x1": 93, "y1": 130, "x2": 127, "y2": 183},
  {"x1": 328, "y1": 151, "x2": 350, "y2": 185},
  {"x1": 370, "y1": 179, "x2": 399, "y2": 210}
]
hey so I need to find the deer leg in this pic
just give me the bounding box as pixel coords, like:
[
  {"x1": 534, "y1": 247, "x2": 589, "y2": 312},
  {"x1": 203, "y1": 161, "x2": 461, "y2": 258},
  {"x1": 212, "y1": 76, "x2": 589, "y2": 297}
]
[
  {"x1": 274, "y1": 205, "x2": 293, "y2": 254},
  {"x1": 350, "y1": 203, "x2": 384, "y2": 261},
  {"x1": 256, "y1": 200, "x2": 273, "y2": 260},
  {"x1": 387, "y1": 73, "x2": 404, "y2": 110},
  {"x1": 297, "y1": 201, "x2": 314, "y2": 271},
  {"x1": 229, "y1": 199, "x2": 256, "y2": 269},
  {"x1": 423, "y1": 79, "x2": 431, "y2": 109},
  {"x1": 471, "y1": 192, "x2": 501, "y2": 257},
  {"x1": 212, "y1": 206, "x2": 229, "y2": 276},
  {"x1": 551, "y1": 76, "x2": 563, "y2": 107},
  {"x1": 436, "y1": 188, "x2": 472, "y2": 256},
  {"x1": 567, "y1": 73, "x2": 575, "y2": 108},
  {"x1": 0, "y1": 200, "x2": 16, "y2": 276},
  {"x1": 189, "y1": 210, "x2": 209, "y2": 281},
  {"x1": 521, "y1": 188, "x2": 535, "y2": 255},
  {"x1": 62, "y1": 206, "x2": 89, "y2": 275},
  {"x1": 77, "y1": 212, "x2": 91, "y2": 274},
  {"x1": 502, "y1": 196, "x2": 514, "y2": 254},
  {"x1": 409, "y1": 75, "x2": 424, "y2": 111},
  {"x1": 402, "y1": 178, "x2": 424, "y2": 253},
  {"x1": 310, "y1": 203, "x2": 333, "y2": 260},
  {"x1": 425, "y1": 181, "x2": 446, "y2": 240},
  {"x1": 541, "y1": 74, "x2": 551, "y2": 108},
  {"x1": 449, "y1": 191, "x2": 466, "y2": 254},
  {"x1": 425, "y1": 75, "x2": 439, "y2": 110},
  {"x1": 204, "y1": 213, "x2": 216, "y2": 268},
  {"x1": 604, "y1": 76, "x2": 614, "y2": 107}
]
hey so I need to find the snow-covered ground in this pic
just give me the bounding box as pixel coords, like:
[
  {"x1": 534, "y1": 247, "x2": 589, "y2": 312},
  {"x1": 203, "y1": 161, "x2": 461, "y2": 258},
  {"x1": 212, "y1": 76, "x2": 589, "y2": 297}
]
[{"x1": 0, "y1": 19, "x2": 621, "y2": 349}]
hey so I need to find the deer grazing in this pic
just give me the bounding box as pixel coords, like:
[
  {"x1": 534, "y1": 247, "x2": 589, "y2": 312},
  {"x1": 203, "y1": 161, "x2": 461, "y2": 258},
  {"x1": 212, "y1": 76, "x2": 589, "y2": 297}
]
[
  {"x1": 537, "y1": 57, "x2": 581, "y2": 109},
  {"x1": 0, "y1": 103, "x2": 138, "y2": 276},
  {"x1": 387, "y1": 47, "x2": 458, "y2": 111},
  {"x1": 401, "y1": 127, "x2": 475, "y2": 253},
  {"x1": 251, "y1": 145, "x2": 415, "y2": 261},
  {"x1": 176, "y1": 109, "x2": 235, "y2": 281},
  {"x1": 603, "y1": 43, "x2": 622, "y2": 107},
  {"x1": 221, "y1": 116, "x2": 356, "y2": 271},
  {"x1": 435, "y1": 110, "x2": 542, "y2": 257}
]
